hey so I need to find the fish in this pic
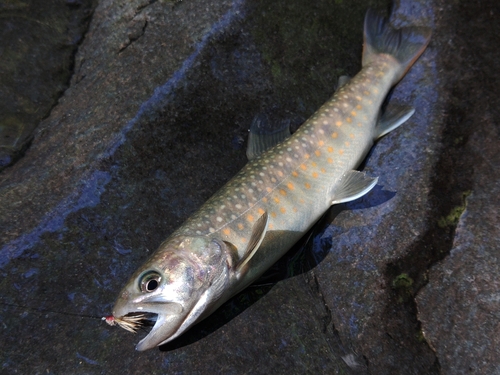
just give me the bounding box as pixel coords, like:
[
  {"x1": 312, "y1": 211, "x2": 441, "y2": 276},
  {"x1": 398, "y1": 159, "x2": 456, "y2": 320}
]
[{"x1": 107, "y1": 9, "x2": 431, "y2": 351}]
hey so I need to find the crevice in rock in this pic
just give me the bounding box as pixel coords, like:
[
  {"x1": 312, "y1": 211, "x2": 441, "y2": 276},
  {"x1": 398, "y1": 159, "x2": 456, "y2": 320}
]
[
  {"x1": 382, "y1": 0, "x2": 493, "y2": 371},
  {"x1": 308, "y1": 270, "x2": 370, "y2": 374},
  {"x1": 119, "y1": 19, "x2": 148, "y2": 52},
  {"x1": 0, "y1": 0, "x2": 98, "y2": 172}
]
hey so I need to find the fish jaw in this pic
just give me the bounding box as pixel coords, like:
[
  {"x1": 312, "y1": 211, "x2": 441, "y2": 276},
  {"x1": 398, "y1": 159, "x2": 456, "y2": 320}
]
[
  {"x1": 111, "y1": 236, "x2": 232, "y2": 351},
  {"x1": 112, "y1": 291, "x2": 186, "y2": 351}
]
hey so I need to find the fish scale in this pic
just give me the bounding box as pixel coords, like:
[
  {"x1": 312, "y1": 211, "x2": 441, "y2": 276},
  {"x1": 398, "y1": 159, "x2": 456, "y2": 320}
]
[{"x1": 109, "y1": 9, "x2": 431, "y2": 351}]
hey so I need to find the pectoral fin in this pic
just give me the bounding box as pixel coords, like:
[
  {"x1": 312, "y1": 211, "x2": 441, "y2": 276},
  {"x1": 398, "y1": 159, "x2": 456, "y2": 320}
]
[
  {"x1": 234, "y1": 211, "x2": 269, "y2": 273},
  {"x1": 331, "y1": 170, "x2": 378, "y2": 205},
  {"x1": 375, "y1": 104, "x2": 415, "y2": 139}
]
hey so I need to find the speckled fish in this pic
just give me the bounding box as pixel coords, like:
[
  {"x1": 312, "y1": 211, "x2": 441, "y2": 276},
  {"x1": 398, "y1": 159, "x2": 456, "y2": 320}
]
[{"x1": 107, "y1": 10, "x2": 431, "y2": 350}]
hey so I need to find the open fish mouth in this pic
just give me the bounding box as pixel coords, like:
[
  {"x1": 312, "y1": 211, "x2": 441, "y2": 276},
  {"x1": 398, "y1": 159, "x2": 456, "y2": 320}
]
[{"x1": 106, "y1": 300, "x2": 187, "y2": 350}]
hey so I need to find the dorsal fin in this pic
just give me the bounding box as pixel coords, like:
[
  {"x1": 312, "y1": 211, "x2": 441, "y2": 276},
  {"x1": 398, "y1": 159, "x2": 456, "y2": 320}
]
[{"x1": 246, "y1": 114, "x2": 291, "y2": 160}]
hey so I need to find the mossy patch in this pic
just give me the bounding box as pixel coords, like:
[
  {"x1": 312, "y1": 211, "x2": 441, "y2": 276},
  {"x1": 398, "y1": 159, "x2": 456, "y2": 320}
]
[
  {"x1": 437, "y1": 190, "x2": 471, "y2": 228},
  {"x1": 392, "y1": 273, "x2": 414, "y2": 303}
]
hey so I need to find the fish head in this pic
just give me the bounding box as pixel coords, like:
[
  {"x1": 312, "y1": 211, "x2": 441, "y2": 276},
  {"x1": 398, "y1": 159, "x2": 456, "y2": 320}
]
[{"x1": 112, "y1": 235, "x2": 231, "y2": 351}]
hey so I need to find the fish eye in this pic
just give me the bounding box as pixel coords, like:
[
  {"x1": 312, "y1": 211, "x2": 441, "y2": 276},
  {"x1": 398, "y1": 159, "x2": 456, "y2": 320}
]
[{"x1": 139, "y1": 271, "x2": 162, "y2": 293}]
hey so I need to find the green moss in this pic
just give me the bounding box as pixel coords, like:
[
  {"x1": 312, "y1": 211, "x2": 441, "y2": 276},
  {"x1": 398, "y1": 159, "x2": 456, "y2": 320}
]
[
  {"x1": 437, "y1": 190, "x2": 471, "y2": 228},
  {"x1": 392, "y1": 273, "x2": 414, "y2": 303},
  {"x1": 416, "y1": 329, "x2": 426, "y2": 343},
  {"x1": 392, "y1": 273, "x2": 414, "y2": 289}
]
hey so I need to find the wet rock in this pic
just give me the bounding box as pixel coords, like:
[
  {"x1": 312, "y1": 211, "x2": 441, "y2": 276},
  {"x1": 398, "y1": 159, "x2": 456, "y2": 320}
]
[
  {"x1": 416, "y1": 1, "x2": 500, "y2": 373},
  {"x1": 0, "y1": 0, "x2": 95, "y2": 170},
  {"x1": 1, "y1": 0, "x2": 498, "y2": 373}
]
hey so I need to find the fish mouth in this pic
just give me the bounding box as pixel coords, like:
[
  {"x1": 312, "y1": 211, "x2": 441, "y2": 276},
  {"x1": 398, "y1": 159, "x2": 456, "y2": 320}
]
[{"x1": 112, "y1": 301, "x2": 186, "y2": 351}]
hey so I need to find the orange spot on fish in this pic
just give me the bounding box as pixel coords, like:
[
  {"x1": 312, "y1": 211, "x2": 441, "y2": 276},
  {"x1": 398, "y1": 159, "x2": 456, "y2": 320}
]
[
  {"x1": 321, "y1": 168, "x2": 326, "y2": 173},
  {"x1": 271, "y1": 212, "x2": 277, "y2": 218},
  {"x1": 277, "y1": 171, "x2": 284, "y2": 177},
  {"x1": 266, "y1": 187, "x2": 272, "y2": 193},
  {"x1": 345, "y1": 141, "x2": 350, "y2": 146},
  {"x1": 280, "y1": 207, "x2": 286, "y2": 214},
  {"x1": 279, "y1": 189, "x2": 287, "y2": 196},
  {"x1": 287, "y1": 182, "x2": 295, "y2": 190},
  {"x1": 262, "y1": 197, "x2": 268, "y2": 203},
  {"x1": 339, "y1": 149, "x2": 344, "y2": 155},
  {"x1": 305, "y1": 154, "x2": 310, "y2": 159},
  {"x1": 238, "y1": 223, "x2": 244, "y2": 230},
  {"x1": 318, "y1": 140, "x2": 324, "y2": 146},
  {"x1": 305, "y1": 183, "x2": 311, "y2": 189},
  {"x1": 299, "y1": 198, "x2": 305, "y2": 204},
  {"x1": 241, "y1": 237, "x2": 247, "y2": 243},
  {"x1": 258, "y1": 208, "x2": 265, "y2": 215},
  {"x1": 312, "y1": 172, "x2": 318, "y2": 178},
  {"x1": 300, "y1": 164, "x2": 307, "y2": 171},
  {"x1": 269, "y1": 223, "x2": 274, "y2": 229},
  {"x1": 293, "y1": 207, "x2": 298, "y2": 213},
  {"x1": 364, "y1": 90, "x2": 370, "y2": 95},
  {"x1": 331, "y1": 132, "x2": 338, "y2": 139},
  {"x1": 315, "y1": 150, "x2": 321, "y2": 157},
  {"x1": 274, "y1": 197, "x2": 280, "y2": 203},
  {"x1": 349, "y1": 133, "x2": 355, "y2": 138},
  {"x1": 347, "y1": 117, "x2": 352, "y2": 123},
  {"x1": 223, "y1": 228, "x2": 231, "y2": 236},
  {"x1": 335, "y1": 121, "x2": 342, "y2": 127},
  {"x1": 292, "y1": 171, "x2": 298, "y2": 177},
  {"x1": 327, "y1": 146, "x2": 333, "y2": 153},
  {"x1": 356, "y1": 104, "x2": 362, "y2": 110},
  {"x1": 351, "y1": 111, "x2": 357, "y2": 116},
  {"x1": 327, "y1": 157, "x2": 333, "y2": 164},
  {"x1": 247, "y1": 214, "x2": 254, "y2": 222}
]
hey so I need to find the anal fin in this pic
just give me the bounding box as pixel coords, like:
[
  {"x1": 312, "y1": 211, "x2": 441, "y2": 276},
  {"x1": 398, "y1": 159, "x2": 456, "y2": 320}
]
[
  {"x1": 375, "y1": 104, "x2": 415, "y2": 139},
  {"x1": 331, "y1": 170, "x2": 378, "y2": 205}
]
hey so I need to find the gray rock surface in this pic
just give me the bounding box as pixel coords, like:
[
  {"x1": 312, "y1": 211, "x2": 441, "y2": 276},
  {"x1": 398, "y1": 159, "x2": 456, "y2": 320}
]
[
  {"x1": 0, "y1": 0, "x2": 95, "y2": 170},
  {"x1": 416, "y1": 1, "x2": 500, "y2": 374},
  {"x1": 1, "y1": 0, "x2": 498, "y2": 373}
]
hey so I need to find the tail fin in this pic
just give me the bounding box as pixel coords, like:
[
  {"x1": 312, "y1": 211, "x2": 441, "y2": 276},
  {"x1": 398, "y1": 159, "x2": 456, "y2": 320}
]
[{"x1": 362, "y1": 9, "x2": 431, "y2": 82}]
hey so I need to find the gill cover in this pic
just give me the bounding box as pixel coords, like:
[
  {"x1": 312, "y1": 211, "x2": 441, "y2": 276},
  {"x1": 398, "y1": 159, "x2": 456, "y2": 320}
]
[{"x1": 112, "y1": 236, "x2": 231, "y2": 351}]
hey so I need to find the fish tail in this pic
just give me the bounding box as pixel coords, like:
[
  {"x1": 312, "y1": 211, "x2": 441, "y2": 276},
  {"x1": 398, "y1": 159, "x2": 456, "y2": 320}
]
[{"x1": 362, "y1": 9, "x2": 431, "y2": 83}]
